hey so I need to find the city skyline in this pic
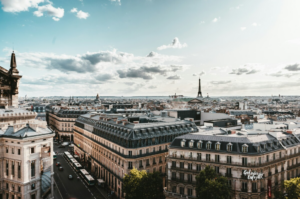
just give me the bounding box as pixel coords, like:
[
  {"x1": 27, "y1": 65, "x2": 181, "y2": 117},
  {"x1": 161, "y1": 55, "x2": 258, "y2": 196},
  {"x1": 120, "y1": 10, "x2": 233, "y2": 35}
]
[{"x1": 1, "y1": 0, "x2": 300, "y2": 97}]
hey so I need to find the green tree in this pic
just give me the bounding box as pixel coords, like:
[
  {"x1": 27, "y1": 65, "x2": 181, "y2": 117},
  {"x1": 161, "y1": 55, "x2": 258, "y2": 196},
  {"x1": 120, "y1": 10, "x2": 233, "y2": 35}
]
[
  {"x1": 195, "y1": 166, "x2": 231, "y2": 199},
  {"x1": 123, "y1": 168, "x2": 165, "y2": 199},
  {"x1": 284, "y1": 177, "x2": 300, "y2": 199}
]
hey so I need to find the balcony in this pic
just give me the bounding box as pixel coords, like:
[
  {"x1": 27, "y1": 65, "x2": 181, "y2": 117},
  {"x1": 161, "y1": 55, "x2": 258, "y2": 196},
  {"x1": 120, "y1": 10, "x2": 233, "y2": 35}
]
[
  {"x1": 241, "y1": 188, "x2": 247, "y2": 192},
  {"x1": 225, "y1": 173, "x2": 232, "y2": 178},
  {"x1": 252, "y1": 189, "x2": 258, "y2": 193}
]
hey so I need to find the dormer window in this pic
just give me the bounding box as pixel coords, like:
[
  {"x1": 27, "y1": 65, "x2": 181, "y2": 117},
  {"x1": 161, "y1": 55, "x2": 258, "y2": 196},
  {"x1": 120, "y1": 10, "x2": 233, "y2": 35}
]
[
  {"x1": 242, "y1": 144, "x2": 248, "y2": 153},
  {"x1": 257, "y1": 146, "x2": 260, "y2": 153},
  {"x1": 206, "y1": 141, "x2": 211, "y2": 150},
  {"x1": 264, "y1": 143, "x2": 267, "y2": 149},
  {"x1": 197, "y1": 141, "x2": 203, "y2": 149},
  {"x1": 215, "y1": 142, "x2": 221, "y2": 150},
  {"x1": 189, "y1": 140, "x2": 194, "y2": 148},
  {"x1": 181, "y1": 139, "x2": 186, "y2": 148},
  {"x1": 227, "y1": 143, "x2": 233, "y2": 152}
]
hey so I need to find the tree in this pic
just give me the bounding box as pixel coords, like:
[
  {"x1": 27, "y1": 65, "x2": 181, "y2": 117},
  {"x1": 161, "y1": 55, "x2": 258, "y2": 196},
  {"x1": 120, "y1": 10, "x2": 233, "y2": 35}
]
[
  {"x1": 273, "y1": 178, "x2": 300, "y2": 199},
  {"x1": 123, "y1": 168, "x2": 165, "y2": 199},
  {"x1": 195, "y1": 166, "x2": 231, "y2": 199}
]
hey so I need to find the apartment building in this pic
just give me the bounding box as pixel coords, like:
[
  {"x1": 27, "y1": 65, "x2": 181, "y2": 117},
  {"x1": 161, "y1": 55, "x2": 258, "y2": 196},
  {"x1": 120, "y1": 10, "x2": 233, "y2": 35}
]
[
  {"x1": 0, "y1": 109, "x2": 55, "y2": 199},
  {"x1": 73, "y1": 113, "x2": 198, "y2": 199},
  {"x1": 166, "y1": 127, "x2": 300, "y2": 199}
]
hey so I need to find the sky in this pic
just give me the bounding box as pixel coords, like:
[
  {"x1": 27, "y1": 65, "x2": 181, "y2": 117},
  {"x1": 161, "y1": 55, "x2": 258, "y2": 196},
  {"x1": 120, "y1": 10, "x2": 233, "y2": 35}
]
[{"x1": 0, "y1": 0, "x2": 300, "y2": 97}]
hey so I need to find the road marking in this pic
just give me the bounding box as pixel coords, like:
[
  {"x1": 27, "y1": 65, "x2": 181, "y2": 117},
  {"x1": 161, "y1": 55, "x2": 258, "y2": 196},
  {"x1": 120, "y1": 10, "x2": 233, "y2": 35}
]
[{"x1": 54, "y1": 179, "x2": 64, "y2": 199}]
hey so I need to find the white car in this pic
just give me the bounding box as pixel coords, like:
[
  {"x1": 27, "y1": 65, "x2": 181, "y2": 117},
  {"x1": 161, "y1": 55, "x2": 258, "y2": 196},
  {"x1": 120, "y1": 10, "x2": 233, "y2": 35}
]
[
  {"x1": 69, "y1": 144, "x2": 74, "y2": 147},
  {"x1": 61, "y1": 142, "x2": 69, "y2": 146}
]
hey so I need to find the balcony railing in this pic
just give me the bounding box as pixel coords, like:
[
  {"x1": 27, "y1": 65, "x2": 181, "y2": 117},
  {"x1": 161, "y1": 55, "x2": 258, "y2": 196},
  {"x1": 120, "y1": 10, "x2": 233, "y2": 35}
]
[
  {"x1": 225, "y1": 173, "x2": 232, "y2": 178},
  {"x1": 252, "y1": 189, "x2": 258, "y2": 193},
  {"x1": 241, "y1": 188, "x2": 247, "y2": 192}
]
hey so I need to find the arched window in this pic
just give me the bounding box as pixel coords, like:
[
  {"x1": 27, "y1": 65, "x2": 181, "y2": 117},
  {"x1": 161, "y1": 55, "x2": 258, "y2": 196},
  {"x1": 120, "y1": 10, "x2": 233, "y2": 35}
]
[
  {"x1": 197, "y1": 141, "x2": 202, "y2": 149},
  {"x1": 242, "y1": 144, "x2": 248, "y2": 153},
  {"x1": 227, "y1": 143, "x2": 233, "y2": 152},
  {"x1": 215, "y1": 142, "x2": 221, "y2": 150},
  {"x1": 206, "y1": 141, "x2": 211, "y2": 150},
  {"x1": 189, "y1": 140, "x2": 194, "y2": 148},
  {"x1": 181, "y1": 139, "x2": 186, "y2": 148}
]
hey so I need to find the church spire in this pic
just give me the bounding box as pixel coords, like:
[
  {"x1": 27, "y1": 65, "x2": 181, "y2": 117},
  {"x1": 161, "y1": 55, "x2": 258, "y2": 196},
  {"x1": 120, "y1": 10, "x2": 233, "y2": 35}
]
[{"x1": 10, "y1": 51, "x2": 17, "y2": 69}]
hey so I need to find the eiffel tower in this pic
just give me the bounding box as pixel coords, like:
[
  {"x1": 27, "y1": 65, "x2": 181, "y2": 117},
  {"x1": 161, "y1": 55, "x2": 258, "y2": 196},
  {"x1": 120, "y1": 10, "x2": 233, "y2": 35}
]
[{"x1": 197, "y1": 78, "x2": 203, "y2": 98}]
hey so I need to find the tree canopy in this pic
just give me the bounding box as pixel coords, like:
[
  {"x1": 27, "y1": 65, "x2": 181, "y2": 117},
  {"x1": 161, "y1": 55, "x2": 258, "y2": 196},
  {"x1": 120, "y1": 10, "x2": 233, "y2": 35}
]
[
  {"x1": 123, "y1": 168, "x2": 165, "y2": 199},
  {"x1": 274, "y1": 177, "x2": 300, "y2": 199},
  {"x1": 195, "y1": 166, "x2": 231, "y2": 199}
]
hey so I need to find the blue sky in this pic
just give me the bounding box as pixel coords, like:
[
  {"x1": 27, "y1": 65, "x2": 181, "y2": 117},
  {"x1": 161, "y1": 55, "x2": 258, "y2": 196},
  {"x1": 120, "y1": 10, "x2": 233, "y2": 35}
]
[{"x1": 0, "y1": 0, "x2": 300, "y2": 97}]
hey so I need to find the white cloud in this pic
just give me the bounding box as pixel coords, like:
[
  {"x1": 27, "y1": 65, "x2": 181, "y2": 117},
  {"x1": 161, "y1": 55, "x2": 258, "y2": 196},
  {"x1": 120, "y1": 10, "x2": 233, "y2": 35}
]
[
  {"x1": 157, "y1": 37, "x2": 187, "y2": 51},
  {"x1": 110, "y1": 0, "x2": 121, "y2": 5},
  {"x1": 0, "y1": 0, "x2": 44, "y2": 12},
  {"x1": 252, "y1": 22, "x2": 257, "y2": 26},
  {"x1": 70, "y1": 8, "x2": 77, "y2": 13},
  {"x1": 212, "y1": 17, "x2": 220, "y2": 23},
  {"x1": 76, "y1": 10, "x2": 89, "y2": 19},
  {"x1": 33, "y1": 4, "x2": 64, "y2": 21},
  {"x1": 240, "y1": 27, "x2": 246, "y2": 31}
]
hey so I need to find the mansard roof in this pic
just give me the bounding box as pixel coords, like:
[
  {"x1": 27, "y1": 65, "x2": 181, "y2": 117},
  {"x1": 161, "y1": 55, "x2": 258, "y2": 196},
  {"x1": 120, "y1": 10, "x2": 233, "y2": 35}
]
[{"x1": 75, "y1": 113, "x2": 198, "y2": 141}]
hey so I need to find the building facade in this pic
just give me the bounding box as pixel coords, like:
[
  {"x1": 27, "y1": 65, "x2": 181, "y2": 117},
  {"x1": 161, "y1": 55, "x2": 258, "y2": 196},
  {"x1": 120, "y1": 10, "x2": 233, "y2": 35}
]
[
  {"x1": 48, "y1": 110, "x2": 89, "y2": 141},
  {"x1": 73, "y1": 113, "x2": 198, "y2": 199},
  {"x1": 166, "y1": 127, "x2": 300, "y2": 199}
]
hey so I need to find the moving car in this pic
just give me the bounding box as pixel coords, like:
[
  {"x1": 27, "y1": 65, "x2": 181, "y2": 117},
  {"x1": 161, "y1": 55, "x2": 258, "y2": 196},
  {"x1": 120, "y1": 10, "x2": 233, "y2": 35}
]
[
  {"x1": 56, "y1": 162, "x2": 60, "y2": 166},
  {"x1": 59, "y1": 167, "x2": 63, "y2": 171},
  {"x1": 69, "y1": 175, "x2": 73, "y2": 179}
]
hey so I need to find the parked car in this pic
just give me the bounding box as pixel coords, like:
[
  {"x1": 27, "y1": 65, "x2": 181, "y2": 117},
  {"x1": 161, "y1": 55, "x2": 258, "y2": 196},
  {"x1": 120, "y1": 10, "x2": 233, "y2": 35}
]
[
  {"x1": 56, "y1": 162, "x2": 60, "y2": 166},
  {"x1": 59, "y1": 167, "x2": 63, "y2": 171},
  {"x1": 69, "y1": 175, "x2": 73, "y2": 179}
]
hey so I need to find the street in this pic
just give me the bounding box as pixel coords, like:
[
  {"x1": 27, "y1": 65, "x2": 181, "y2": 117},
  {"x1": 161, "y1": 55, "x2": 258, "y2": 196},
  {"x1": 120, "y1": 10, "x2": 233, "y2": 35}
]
[{"x1": 54, "y1": 143, "x2": 106, "y2": 199}]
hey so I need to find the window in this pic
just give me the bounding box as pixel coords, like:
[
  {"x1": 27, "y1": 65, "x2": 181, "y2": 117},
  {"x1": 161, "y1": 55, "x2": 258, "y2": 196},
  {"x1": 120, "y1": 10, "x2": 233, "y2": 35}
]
[
  {"x1": 266, "y1": 155, "x2": 269, "y2": 162},
  {"x1": 197, "y1": 141, "x2": 202, "y2": 149},
  {"x1": 172, "y1": 161, "x2": 176, "y2": 167},
  {"x1": 227, "y1": 156, "x2": 232, "y2": 164},
  {"x1": 180, "y1": 187, "x2": 184, "y2": 195},
  {"x1": 12, "y1": 161, "x2": 14, "y2": 177},
  {"x1": 31, "y1": 183, "x2": 35, "y2": 190},
  {"x1": 180, "y1": 173, "x2": 184, "y2": 181},
  {"x1": 146, "y1": 159, "x2": 149, "y2": 166},
  {"x1": 159, "y1": 156, "x2": 162, "y2": 163},
  {"x1": 12, "y1": 184, "x2": 14, "y2": 191},
  {"x1": 197, "y1": 153, "x2": 201, "y2": 160},
  {"x1": 189, "y1": 140, "x2": 194, "y2": 148},
  {"x1": 242, "y1": 157, "x2": 247, "y2": 166},
  {"x1": 215, "y1": 155, "x2": 220, "y2": 163},
  {"x1": 159, "y1": 146, "x2": 161, "y2": 151},
  {"x1": 188, "y1": 174, "x2": 192, "y2": 182},
  {"x1": 128, "y1": 151, "x2": 132, "y2": 157},
  {"x1": 180, "y1": 162, "x2": 184, "y2": 168},
  {"x1": 6, "y1": 160, "x2": 8, "y2": 176},
  {"x1": 31, "y1": 161, "x2": 35, "y2": 177},
  {"x1": 18, "y1": 162, "x2": 21, "y2": 178},
  {"x1": 159, "y1": 166, "x2": 162, "y2": 173},
  {"x1": 228, "y1": 180, "x2": 232, "y2": 187},
  {"x1": 252, "y1": 182, "x2": 257, "y2": 191},
  {"x1": 18, "y1": 149, "x2": 21, "y2": 155},
  {"x1": 6, "y1": 183, "x2": 8, "y2": 189},
  {"x1": 259, "y1": 157, "x2": 261, "y2": 165},
  {"x1": 128, "y1": 162, "x2": 132, "y2": 169},
  {"x1": 18, "y1": 186, "x2": 21, "y2": 192},
  {"x1": 31, "y1": 148, "x2": 35, "y2": 154},
  {"x1": 242, "y1": 144, "x2": 248, "y2": 153},
  {"x1": 273, "y1": 153, "x2": 275, "y2": 161},
  {"x1": 153, "y1": 147, "x2": 155, "y2": 153},
  {"x1": 12, "y1": 148, "x2": 14, "y2": 154},
  {"x1": 146, "y1": 149, "x2": 149, "y2": 154},
  {"x1": 279, "y1": 152, "x2": 282, "y2": 158},
  {"x1": 206, "y1": 154, "x2": 211, "y2": 161},
  {"x1": 215, "y1": 166, "x2": 219, "y2": 173},
  {"x1": 206, "y1": 141, "x2": 211, "y2": 150},
  {"x1": 181, "y1": 139, "x2": 186, "y2": 147},
  {"x1": 242, "y1": 182, "x2": 247, "y2": 191},
  {"x1": 172, "y1": 186, "x2": 176, "y2": 193},
  {"x1": 197, "y1": 164, "x2": 201, "y2": 171},
  {"x1": 227, "y1": 168, "x2": 232, "y2": 175},
  {"x1": 139, "y1": 150, "x2": 142, "y2": 155},
  {"x1": 188, "y1": 163, "x2": 192, "y2": 170},
  {"x1": 188, "y1": 188, "x2": 193, "y2": 196},
  {"x1": 153, "y1": 158, "x2": 156, "y2": 164},
  {"x1": 172, "y1": 172, "x2": 176, "y2": 179},
  {"x1": 6, "y1": 147, "x2": 8, "y2": 153},
  {"x1": 227, "y1": 143, "x2": 233, "y2": 152},
  {"x1": 139, "y1": 160, "x2": 142, "y2": 168},
  {"x1": 257, "y1": 146, "x2": 260, "y2": 152},
  {"x1": 215, "y1": 142, "x2": 221, "y2": 150}
]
